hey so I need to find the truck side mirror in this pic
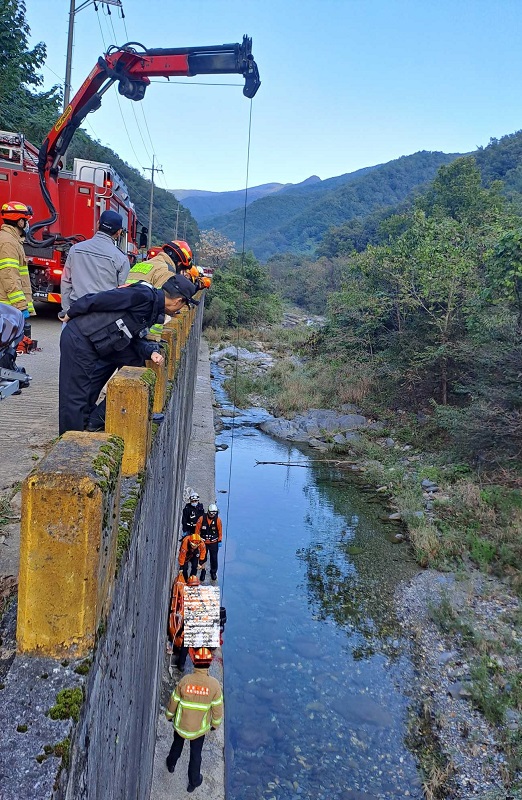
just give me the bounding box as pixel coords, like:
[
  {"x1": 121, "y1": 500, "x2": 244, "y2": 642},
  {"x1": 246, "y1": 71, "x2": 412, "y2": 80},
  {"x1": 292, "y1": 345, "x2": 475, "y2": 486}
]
[{"x1": 139, "y1": 226, "x2": 148, "y2": 249}]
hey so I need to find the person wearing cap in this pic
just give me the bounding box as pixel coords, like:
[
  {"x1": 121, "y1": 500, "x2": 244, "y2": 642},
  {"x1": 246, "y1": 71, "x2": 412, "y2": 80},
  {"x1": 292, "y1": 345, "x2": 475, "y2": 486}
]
[
  {"x1": 181, "y1": 492, "x2": 205, "y2": 540},
  {"x1": 60, "y1": 209, "x2": 130, "y2": 315},
  {"x1": 58, "y1": 274, "x2": 198, "y2": 435}
]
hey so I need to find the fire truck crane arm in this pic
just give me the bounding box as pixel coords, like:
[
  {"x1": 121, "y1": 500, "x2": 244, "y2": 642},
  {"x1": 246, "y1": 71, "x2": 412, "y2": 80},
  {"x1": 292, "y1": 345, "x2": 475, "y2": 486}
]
[{"x1": 28, "y1": 36, "x2": 260, "y2": 248}]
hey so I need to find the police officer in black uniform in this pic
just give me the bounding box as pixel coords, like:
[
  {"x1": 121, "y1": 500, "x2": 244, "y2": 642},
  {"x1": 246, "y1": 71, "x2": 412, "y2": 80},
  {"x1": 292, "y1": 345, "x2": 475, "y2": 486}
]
[
  {"x1": 58, "y1": 275, "x2": 197, "y2": 436},
  {"x1": 181, "y1": 493, "x2": 205, "y2": 540}
]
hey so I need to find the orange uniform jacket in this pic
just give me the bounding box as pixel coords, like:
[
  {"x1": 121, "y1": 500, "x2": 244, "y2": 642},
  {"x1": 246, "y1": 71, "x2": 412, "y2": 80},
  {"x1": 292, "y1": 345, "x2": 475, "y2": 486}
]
[
  {"x1": 194, "y1": 514, "x2": 222, "y2": 545},
  {"x1": 178, "y1": 537, "x2": 206, "y2": 567}
]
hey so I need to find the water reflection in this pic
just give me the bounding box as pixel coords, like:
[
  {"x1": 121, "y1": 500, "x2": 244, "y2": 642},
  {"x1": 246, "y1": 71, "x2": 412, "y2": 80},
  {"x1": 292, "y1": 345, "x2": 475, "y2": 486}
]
[{"x1": 213, "y1": 369, "x2": 422, "y2": 800}]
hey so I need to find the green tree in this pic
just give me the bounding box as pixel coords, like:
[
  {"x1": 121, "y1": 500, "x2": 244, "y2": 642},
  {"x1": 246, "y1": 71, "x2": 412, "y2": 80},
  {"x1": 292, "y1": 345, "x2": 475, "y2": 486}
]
[
  {"x1": 204, "y1": 252, "x2": 281, "y2": 328},
  {"x1": 489, "y1": 229, "x2": 522, "y2": 327},
  {"x1": 0, "y1": 0, "x2": 61, "y2": 142}
]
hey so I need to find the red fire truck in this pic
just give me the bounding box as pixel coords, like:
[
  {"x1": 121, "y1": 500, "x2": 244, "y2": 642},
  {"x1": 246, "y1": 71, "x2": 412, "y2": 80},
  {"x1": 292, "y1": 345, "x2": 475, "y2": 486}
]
[
  {"x1": 2, "y1": 38, "x2": 259, "y2": 306},
  {"x1": 0, "y1": 130, "x2": 138, "y2": 304}
]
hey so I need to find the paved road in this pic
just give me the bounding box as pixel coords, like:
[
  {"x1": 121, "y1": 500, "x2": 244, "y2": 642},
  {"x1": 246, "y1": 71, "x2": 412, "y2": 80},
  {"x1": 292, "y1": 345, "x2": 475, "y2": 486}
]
[{"x1": 0, "y1": 304, "x2": 61, "y2": 577}]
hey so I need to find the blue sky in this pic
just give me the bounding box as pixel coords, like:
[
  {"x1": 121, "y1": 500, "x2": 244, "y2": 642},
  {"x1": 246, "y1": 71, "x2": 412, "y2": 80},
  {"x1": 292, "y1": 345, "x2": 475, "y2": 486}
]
[{"x1": 27, "y1": 0, "x2": 522, "y2": 192}]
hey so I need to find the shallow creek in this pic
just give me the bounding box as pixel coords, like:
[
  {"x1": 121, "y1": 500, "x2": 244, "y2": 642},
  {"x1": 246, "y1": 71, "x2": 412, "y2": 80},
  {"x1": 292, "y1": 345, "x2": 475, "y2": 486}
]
[{"x1": 213, "y1": 368, "x2": 423, "y2": 800}]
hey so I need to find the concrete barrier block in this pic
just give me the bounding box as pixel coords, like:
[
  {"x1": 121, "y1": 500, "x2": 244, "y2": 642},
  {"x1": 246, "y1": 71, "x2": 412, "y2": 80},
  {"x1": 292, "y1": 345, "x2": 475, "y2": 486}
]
[
  {"x1": 145, "y1": 357, "x2": 168, "y2": 413},
  {"x1": 105, "y1": 366, "x2": 154, "y2": 476},
  {"x1": 160, "y1": 327, "x2": 177, "y2": 381},
  {"x1": 164, "y1": 318, "x2": 182, "y2": 365},
  {"x1": 17, "y1": 432, "x2": 124, "y2": 658}
]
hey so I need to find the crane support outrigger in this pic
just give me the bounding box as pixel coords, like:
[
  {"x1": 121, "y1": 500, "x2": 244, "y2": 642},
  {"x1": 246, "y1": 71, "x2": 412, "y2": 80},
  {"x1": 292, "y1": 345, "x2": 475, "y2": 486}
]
[{"x1": 28, "y1": 36, "x2": 260, "y2": 248}]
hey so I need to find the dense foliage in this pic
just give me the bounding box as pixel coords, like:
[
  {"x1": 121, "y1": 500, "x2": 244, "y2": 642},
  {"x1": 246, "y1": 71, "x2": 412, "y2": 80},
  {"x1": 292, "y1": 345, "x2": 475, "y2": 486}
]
[
  {"x1": 206, "y1": 151, "x2": 460, "y2": 261},
  {"x1": 307, "y1": 157, "x2": 522, "y2": 466},
  {"x1": 0, "y1": 0, "x2": 196, "y2": 246},
  {"x1": 204, "y1": 251, "x2": 281, "y2": 328}
]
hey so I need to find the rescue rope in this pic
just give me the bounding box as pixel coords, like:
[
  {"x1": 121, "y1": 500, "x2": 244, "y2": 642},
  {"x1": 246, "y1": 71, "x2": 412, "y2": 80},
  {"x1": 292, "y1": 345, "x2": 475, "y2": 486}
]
[{"x1": 221, "y1": 98, "x2": 253, "y2": 598}]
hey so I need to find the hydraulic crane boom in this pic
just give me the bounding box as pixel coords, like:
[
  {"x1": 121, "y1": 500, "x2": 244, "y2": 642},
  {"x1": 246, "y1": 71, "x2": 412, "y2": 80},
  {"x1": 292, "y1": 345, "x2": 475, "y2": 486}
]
[{"x1": 28, "y1": 36, "x2": 260, "y2": 248}]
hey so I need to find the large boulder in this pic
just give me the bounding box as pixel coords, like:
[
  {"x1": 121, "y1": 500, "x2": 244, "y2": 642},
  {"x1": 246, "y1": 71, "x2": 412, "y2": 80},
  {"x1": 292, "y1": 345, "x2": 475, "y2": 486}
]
[
  {"x1": 260, "y1": 408, "x2": 368, "y2": 442},
  {"x1": 211, "y1": 346, "x2": 274, "y2": 365}
]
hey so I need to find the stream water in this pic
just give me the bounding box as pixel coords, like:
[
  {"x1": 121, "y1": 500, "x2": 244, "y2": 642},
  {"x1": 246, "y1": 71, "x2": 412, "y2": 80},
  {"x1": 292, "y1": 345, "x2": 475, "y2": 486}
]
[{"x1": 213, "y1": 368, "x2": 424, "y2": 800}]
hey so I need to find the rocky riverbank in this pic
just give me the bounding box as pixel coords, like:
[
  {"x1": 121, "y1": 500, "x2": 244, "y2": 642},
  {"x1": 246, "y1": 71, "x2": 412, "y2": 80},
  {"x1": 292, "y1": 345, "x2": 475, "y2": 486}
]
[{"x1": 209, "y1": 339, "x2": 522, "y2": 798}]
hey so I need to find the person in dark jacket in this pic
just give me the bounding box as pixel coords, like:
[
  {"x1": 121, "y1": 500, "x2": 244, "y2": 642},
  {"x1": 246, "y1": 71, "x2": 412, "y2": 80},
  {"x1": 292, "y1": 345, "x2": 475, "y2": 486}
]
[
  {"x1": 58, "y1": 274, "x2": 197, "y2": 435},
  {"x1": 181, "y1": 492, "x2": 205, "y2": 539}
]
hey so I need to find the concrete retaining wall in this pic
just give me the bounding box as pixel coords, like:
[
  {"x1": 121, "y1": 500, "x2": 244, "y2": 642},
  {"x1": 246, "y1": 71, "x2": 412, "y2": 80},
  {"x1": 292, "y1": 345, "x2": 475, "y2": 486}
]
[{"x1": 62, "y1": 305, "x2": 203, "y2": 800}]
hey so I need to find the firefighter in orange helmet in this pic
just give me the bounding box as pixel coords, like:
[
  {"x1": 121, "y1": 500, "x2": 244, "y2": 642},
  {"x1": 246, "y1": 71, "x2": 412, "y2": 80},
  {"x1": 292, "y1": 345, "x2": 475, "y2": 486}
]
[
  {"x1": 165, "y1": 646, "x2": 223, "y2": 791},
  {"x1": 178, "y1": 532, "x2": 206, "y2": 581},
  {"x1": 0, "y1": 202, "x2": 35, "y2": 325},
  {"x1": 127, "y1": 240, "x2": 194, "y2": 338},
  {"x1": 163, "y1": 240, "x2": 193, "y2": 274}
]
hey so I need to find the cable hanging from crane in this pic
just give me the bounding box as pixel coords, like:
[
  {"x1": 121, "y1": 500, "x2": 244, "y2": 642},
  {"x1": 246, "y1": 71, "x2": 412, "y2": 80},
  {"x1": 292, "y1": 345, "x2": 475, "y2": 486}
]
[{"x1": 221, "y1": 98, "x2": 254, "y2": 597}]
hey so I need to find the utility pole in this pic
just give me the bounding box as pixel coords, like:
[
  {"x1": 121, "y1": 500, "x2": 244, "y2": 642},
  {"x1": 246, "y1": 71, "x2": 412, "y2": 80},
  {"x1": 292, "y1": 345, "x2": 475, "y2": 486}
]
[
  {"x1": 175, "y1": 204, "x2": 180, "y2": 238},
  {"x1": 182, "y1": 217, "x2": 188, "y2": 240},
  {"x1": 143, "y1": 155, "x2": 163, "y2": 248},
  {"x1": 64, "y1": 0, "x2": 125, "y2": 111}
]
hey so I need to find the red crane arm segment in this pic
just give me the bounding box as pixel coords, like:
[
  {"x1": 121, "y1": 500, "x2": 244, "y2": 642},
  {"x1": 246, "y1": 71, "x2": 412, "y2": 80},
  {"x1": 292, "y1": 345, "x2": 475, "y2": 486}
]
[{"x1": 28, "y1": 36, "x2": 260, "y2": 248}]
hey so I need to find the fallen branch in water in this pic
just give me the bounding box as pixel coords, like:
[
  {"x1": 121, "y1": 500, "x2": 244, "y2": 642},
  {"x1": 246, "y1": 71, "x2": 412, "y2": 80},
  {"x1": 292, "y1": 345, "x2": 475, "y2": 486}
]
[{"x1": 254, "y1": 459, "x2": 359, "y2": 467}]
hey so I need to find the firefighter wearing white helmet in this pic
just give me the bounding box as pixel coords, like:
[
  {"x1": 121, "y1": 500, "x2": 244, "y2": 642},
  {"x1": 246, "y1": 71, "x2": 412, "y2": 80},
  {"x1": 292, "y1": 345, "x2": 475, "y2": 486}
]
[
  {"x1": 0, "y1": 201, "x2": 35, "y2": 319},
  {"x1": 194, "y1": 503, "x2": 222, "y2": 582},
  {"x1": 181, "y1": 492, "x2": 204, "y2": 539}
]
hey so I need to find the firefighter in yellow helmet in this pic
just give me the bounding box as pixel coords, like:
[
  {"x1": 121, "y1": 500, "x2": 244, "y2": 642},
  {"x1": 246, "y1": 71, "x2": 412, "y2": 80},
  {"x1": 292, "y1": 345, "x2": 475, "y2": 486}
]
[
  {"x1": 127, "y1": 240, "x2": 194, "y2": 338},
  {"x1": 0, "y1": 202, "x2": 35, "y2": 327}
]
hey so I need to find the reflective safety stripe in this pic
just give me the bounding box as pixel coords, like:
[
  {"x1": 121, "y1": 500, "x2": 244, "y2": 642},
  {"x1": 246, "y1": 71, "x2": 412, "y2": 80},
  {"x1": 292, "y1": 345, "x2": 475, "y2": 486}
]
[
  {"x1": 177, "y1": 699, "x2": 211, "y2": 712},
  {"x1": 149, "y1": 323, "x2": 163, "y2": 335},
  {"x1": 0, "y1": 258, "x2": 20, "y2": 269},
  {"x1": 19, "y1": 266, "x2": 29, "y2": 276},
  {"x1": 7, "y1": 291, "x2": 25, "y2": 303},
  {"x1": 27, "y1": 302, "x2": 35, "y2": 313},
  {"x1": 211, "y1": 695, "x2": 223, "y2": 705},
  {"x1": 126, "y1": 278, "x2": 139, "y2": 285},
  {"x1": 165, "y1": 709, "x2": 174, "y2": 719},
  {"x1": 130, "y1": 262, "x2": 153, "y2": 275}
]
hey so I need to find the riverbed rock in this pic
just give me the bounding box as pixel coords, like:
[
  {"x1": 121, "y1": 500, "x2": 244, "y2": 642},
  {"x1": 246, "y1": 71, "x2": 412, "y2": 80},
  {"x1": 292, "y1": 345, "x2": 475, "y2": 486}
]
[
  {"x1": 260, "y1": 408, "x2": 368, "y2": 443},
  {"x1": 211, "y1": 345, "x2": 274, "y2": 366}
]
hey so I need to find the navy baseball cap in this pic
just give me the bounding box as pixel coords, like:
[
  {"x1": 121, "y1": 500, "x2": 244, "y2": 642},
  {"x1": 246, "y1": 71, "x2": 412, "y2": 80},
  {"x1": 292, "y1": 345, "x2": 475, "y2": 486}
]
[
  {"x1": 161, "y1": 274, "x2": 199, "y2": 306},
  {"x1": 99, "y1": 209, "x2": 124, "y2": 234}
]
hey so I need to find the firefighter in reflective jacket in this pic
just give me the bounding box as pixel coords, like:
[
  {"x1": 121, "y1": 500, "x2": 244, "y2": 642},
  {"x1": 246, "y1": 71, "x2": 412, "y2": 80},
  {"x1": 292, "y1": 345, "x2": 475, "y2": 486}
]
[
  {"x1": 194, "y1": 504, "x2": 222, "y2": 582},
  {"x1": 0, "y1": 202, "x2": 35, "y2": 321},
  {"x1": 127, "y1": 247, "x2": 178, "y2": 338},
  {"x1": 179, "y1": 532, "x2": 206, "y2": 580},
  {"x1": 165, "y1": 647, "x2": 223, "y2": 792},
  {"x1": 181, "y1": 492, "x2": 205, "y2": 539}
]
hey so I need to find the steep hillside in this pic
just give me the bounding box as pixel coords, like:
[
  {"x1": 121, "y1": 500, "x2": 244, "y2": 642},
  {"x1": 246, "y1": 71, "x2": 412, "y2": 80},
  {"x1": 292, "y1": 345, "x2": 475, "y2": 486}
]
[
  {"x1": 320, "y1": 130, "x2": 522, "y2": 259},
  {"x1": 205, "y1": 152, "x2": 460, "y2": 260},
  {"x1": 65, "y1": 132, "x2": 198, "y2": 247},
  {"x1": 172, "y1": 176, "x2": 321, "y2": 222}
]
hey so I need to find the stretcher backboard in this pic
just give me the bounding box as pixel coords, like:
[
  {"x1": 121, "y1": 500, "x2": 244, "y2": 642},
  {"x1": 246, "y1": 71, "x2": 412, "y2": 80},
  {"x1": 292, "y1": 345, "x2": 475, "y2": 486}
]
[{"x1": 183, "y1": 585, "x2": 220, "y2": 647}]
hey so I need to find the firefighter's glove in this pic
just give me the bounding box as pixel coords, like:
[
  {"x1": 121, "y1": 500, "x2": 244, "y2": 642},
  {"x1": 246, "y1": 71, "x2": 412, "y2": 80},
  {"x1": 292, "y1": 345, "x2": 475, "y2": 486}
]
[{"x1": 22, "y1": 309, "x2": 30, "y2": 319}]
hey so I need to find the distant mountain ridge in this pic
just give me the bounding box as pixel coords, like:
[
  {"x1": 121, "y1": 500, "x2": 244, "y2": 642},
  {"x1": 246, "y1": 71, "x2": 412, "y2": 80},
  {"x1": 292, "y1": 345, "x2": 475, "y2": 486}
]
[
  {"x1": 202, "y1": 151, "x2": 461, "y2": 260},
  {"x1": 171, "y1": 176, "x2": 322, "y2": 222}
]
